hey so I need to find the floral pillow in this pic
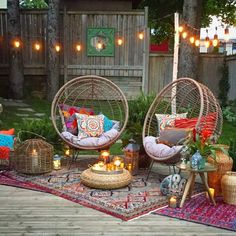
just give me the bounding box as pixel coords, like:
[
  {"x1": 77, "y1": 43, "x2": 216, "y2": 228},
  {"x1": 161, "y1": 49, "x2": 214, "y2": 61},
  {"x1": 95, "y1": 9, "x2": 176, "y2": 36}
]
[
  {"x1": 75, "y1": 113, "x2": 104, "y2": 140},
  {"x1": 59, "y1": 104, "x2": 94, "y2": 135},
  {"x1": 155, "y1": 113, "x2": 187, "y2": 133}
]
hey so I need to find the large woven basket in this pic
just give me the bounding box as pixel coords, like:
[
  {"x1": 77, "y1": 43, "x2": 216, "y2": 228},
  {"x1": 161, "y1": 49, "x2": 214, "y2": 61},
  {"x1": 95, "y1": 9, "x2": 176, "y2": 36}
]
[
  {"x1": 15, "y1": 139, "x2": 53, "y2": 174},
  {"x1": 221, "y1": 171, "x2": 236, "y2": 205}
]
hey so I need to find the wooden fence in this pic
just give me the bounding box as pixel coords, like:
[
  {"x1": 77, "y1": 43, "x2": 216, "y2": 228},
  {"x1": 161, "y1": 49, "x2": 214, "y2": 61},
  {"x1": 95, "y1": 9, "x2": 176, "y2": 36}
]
[{"x1": 0, "y1": 9, "x2": 149, "y2": 99}]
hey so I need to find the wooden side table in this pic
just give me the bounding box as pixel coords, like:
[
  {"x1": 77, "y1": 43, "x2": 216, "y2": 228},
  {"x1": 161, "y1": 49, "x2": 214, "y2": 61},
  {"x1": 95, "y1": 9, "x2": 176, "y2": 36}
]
[{"x1": 176, "y1": 162, "x2": 217, "y2": 208}]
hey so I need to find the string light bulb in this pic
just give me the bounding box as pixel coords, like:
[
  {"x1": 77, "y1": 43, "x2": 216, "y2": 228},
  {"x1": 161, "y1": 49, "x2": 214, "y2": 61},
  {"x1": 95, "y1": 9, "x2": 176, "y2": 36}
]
[
  {"x1": 117, "y1": 38, "x2": 123, "y2": 46},
  {"x1": 34, "y1": 42, "x2": 41, "y2": 51},
  {"x1": 55, "y1": 44, "x2": 61, "y2": 52},
  {"x1": 13, "y1": 39, "x2": 21, "y2": 48},
  {"x1": 97, "y1": 42, "x2": 102, "y2": 49},
  {"x1": 76, "y1": 43, "x2": 81, "y2": 51},
  {"x1": 224, "y1": 28, "x2": 229, "y2": 41},
  {"x1": 195, "y1": 38, "x2": 200, "y2": 47},
  {"x1": 138, "y1": 32, "x2": 144, "y2": 40},
  {"x1": 204, "y1": 36, "x2": 210, "y2": 48},
  {"x1": 178, "y1": 25, "x2": 184, "y2": 33},
  {"x1": 212, "y1": 34, "x2": 218, "y2": 47},
  {"x1": 189, "y1": 36, "x2": 195, "y2": 44},
  {"x1": 182, "y1": 31, "x2": 188, "y2": 39}
]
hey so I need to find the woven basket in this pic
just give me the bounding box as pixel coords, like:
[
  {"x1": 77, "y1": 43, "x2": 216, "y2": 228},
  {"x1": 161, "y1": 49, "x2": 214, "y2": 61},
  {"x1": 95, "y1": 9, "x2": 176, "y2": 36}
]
[
  {"x1": 221, "y1": 171, "x2": 236, "y2": 205},
  {"x1": 81, "y1": 168, "x2": 132, "y2": 189},
  {"x1": 15, "y1": 139, "x2": 53, "y2": 174},
  {"x1": 207, "y1": 145, "x2": 233, "y2": 196}
]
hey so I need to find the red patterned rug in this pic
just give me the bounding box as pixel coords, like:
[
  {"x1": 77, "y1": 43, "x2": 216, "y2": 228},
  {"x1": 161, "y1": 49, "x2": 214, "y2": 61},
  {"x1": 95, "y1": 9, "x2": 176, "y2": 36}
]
[
  {"x1": 0, "y1": 158, "x2": 171, "y2": 221},
  {"x1": 153, "y1": 193, "x2": 236, "y2": 231}
]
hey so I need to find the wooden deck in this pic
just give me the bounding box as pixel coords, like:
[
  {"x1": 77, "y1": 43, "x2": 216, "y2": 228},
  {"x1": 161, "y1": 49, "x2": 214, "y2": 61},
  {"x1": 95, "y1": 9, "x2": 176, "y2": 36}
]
[{"x1": 0, "y1": 164, "x2": 235, "y2": 236}]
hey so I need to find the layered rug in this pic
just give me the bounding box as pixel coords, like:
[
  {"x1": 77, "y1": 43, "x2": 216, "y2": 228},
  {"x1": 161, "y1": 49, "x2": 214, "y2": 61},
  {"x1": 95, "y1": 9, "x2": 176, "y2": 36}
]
[
  {"x1": 153, "y1": 193, "x2": 236, "y2": 231},
  {"x1": 0, "y1": 158, "x2": 172, "y2": 221}
]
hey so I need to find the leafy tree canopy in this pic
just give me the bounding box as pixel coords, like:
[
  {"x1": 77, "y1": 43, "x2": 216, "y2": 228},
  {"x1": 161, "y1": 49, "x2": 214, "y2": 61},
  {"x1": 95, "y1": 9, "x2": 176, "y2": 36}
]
[
  {"x1": 139, "y1": 0, "x2": 236, "y2": 44},
  {"x1": 20, "y1": 0, "x2": 48, "y2": 9}
]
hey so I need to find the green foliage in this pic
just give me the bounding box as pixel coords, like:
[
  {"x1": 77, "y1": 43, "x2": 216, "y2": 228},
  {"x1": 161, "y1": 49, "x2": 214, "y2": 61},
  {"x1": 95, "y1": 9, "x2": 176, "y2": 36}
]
[
  {"x1": 121, "y1": 93, "x2": 155, "y2": 150},
  {"x1": 20, "y1": 0, "x2": 48, "y2": 9},
  {"x1": 229, "y1": 139, "x2": 236, "y2": 171},
  {"x1": 219, "y1": 56, "x2": 230, "y2": 107},
  {"x1": 222, "y1": 106, "x2": 236, "y2": 125}
]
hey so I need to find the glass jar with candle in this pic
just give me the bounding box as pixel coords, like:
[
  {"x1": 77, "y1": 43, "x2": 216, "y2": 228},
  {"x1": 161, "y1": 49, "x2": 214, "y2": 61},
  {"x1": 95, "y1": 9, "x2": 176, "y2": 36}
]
[
  {"x1": 169, "y1": 196, "x2": 178, "y2": 208},
  {"x1": 53, "y1": 154, "x2": 61, "y2": 170},
  {"x1": 100, "y1": 150, "x2": 110, "y2": 163}
]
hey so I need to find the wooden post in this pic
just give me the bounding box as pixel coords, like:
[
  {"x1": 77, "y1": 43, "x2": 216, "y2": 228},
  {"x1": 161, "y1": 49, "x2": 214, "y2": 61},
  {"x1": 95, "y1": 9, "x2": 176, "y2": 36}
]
[
  {"x1": 142, "y1": 6, "x2": 149, "y2": 95},
  {"x1": 171, "y1": 12, "x2": 180, "y2": 114},
  {"x1": 63, "y1": 7, "x2": 68, "y2": 85}
]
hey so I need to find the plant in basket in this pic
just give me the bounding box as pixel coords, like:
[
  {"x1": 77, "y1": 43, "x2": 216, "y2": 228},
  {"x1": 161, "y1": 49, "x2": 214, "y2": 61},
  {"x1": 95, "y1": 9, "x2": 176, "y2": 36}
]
[{"x1": 185, "y1": 130, "x2": 226, "y2": 169}]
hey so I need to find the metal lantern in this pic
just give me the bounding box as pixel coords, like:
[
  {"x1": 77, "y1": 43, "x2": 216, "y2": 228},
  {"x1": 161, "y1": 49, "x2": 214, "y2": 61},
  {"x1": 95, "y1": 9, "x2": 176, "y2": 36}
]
[
  {"x1": 15, "y1": 139, "x2": 53, "y2": 174},
  {"x1": 124, "y1": 139, "x2": 140, "y2": 175}
]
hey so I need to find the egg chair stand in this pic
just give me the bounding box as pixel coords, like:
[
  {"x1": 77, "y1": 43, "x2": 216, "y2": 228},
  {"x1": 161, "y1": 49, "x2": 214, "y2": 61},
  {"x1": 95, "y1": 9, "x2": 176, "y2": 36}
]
[
  {"x1": 51, "y1": 75, "x2": 129, "y2": 165},
  {"x1": 143, "y1": 77, "x2": 223, "y2": 180}
]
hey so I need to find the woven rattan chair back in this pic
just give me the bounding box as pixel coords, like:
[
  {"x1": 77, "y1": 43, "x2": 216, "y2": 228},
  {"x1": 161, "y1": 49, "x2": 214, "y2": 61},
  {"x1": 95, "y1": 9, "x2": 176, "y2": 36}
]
[
  {"x1": 51, "y1": 75, "x2": 129, "y2": 150},
  {"x1": 143, "y1": 77, "x2": 223, "y2": 162}
]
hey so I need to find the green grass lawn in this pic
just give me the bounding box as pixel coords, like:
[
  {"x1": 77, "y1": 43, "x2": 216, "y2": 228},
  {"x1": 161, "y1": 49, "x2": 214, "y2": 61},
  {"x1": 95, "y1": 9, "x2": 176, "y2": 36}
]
[{"x1": 0, "y1": 98, "x2": 235, "y2": 155}]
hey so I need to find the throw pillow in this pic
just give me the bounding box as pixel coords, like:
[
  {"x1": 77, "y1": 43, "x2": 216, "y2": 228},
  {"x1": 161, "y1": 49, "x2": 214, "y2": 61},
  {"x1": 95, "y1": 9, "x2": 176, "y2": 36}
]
[
  {"x1": 75, "y1": 113, "x2": 104, "y2": 140},
  {"x1": 100, "y1": 114, "x2": 114, "y2": 132},
  {"x1": 0, "y1": 128, "x2": 15, "y2": 135},
  {"x1": 0, "y1": 146, "x2": 10, "y2": 160},
  {"x1": 0, "y1": 134, "x2": 14, "y2": 149},
  {"x1": 158, "y1": 128, "x2": 193, "y2": 147},
  {"x1": 59, "y1": 104, "x2": 94, "y2": 135},
  {"x1": 155, "y1": 113, "x2": 187, "y2": 133}
]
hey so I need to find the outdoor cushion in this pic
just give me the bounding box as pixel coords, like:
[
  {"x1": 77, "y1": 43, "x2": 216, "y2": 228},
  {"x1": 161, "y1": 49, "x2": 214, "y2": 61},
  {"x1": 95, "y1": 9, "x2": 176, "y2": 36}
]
[
  {"x1": 0, "y1": 128, "x2": 15, "y2": 135},
  {"x1": 155, "y1": 113, "x2": 187, "y2": 133},
  {"x1": 75, "y1": 113, "x2": 104, "y2": 140},
  {"x1": 61, "y1": 128, "x2": 119, "y2": 147},
  {"x1": 0, "y1": 134, "x2": 14, "y2": 149},
  {"x1": 100, "y1": 114, "x2": 114, "y2": 132},
  {"x1": 59, "y1": 104, "x2": 94, "y2": 135},
  {"x1": 144, "y1": 136, "x2": 182, "y2": 159},
  {"x1": 158, "y1": 128, "x2": 193, "y2": 147}
]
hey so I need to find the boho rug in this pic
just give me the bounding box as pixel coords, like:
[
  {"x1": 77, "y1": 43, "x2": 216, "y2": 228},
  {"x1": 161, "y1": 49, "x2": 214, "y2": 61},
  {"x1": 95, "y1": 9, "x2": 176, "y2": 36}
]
[
  {"x1": 153, "y1": 193, "x2": 236, "y2": 231},
  {"x1": 0, "y1": 158, "x2": 170, "y2": 221}
]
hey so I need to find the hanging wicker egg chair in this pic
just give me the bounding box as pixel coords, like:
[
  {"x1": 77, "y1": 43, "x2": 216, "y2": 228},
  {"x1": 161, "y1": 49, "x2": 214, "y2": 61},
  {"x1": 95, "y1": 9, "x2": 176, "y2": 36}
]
[
  {"x1": 142, "y1": 77, "x2": 223, "y2": 179},
  {"x1": 51, "y1": 75, "x2": 129, "y2": 151}
]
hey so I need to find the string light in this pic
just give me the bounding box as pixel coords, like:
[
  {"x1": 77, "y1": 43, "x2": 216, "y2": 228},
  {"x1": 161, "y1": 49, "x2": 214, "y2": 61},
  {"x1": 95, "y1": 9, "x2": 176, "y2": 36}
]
[
  {"x1": 97, "y1": 42, "x2": 102, "y2": 49},
  {"x1": 13, "y1": 39, "x2": 21, "y2": 48},
  {"x1": 138, "y1": 32, "x2": 144, "y2": 40},
  {"x1": 195, "y1": 38, "x2": 200, "y2": 47},
  {"x1": 178, "y1": 25, "x2": 184, "y2": 33},
  {"x1": 205, "y1": 36, "x2": 210, "y2": 48},
  {"x1": 76, "y1": 43, "x2": 81, "y2": 51},
  {"x1": 189, "y1": 36, "x2": 195, "y2": 44},
  {"x1": 224, "y1": 27, "x2": 229, "y2": 42},
  {"x1": 117, "y1": 37, "x2": 123, "y2": 46},
  {"x1": 182, "y1": 31, "x2": 187, "y2": 39},
  {"x1": 34, "y1": 42, "x2": 41, "y2": 51},
  {"x1": 212, "y1": 35, "x2": 218, "y2": 47},
  {"x1": 55, "y1": 44, "x2": 61, "y2": 52}
]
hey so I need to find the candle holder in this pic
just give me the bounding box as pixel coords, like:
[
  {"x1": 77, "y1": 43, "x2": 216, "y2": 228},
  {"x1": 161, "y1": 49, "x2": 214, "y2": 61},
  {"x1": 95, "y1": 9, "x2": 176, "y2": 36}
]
[
  {"x1": 169, "y1": 196, "x2": 178, "y2": 208},
  {"x1": 99, "y1": 150, "x2": 110, "y2": 164},
  {"x1": 53, "y1": 154, "x2": 62, "y2": 170}
]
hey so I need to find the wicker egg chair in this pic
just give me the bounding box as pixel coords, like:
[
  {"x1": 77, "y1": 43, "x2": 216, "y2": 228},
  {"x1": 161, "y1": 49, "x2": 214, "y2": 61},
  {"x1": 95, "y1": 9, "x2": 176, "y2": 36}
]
[
  {"x1": 51, "y1": 75, "x2": 129, "y2": 155},
  {"x1": 143, "y1": 77, "x2": 223, "y2": 180}
]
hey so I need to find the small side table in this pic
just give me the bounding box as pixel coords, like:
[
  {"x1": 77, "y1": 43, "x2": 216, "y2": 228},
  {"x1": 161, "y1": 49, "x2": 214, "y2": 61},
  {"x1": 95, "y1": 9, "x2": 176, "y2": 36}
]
[{"x1": 176, "y1": 162, "x2": 217, "y2": 208}]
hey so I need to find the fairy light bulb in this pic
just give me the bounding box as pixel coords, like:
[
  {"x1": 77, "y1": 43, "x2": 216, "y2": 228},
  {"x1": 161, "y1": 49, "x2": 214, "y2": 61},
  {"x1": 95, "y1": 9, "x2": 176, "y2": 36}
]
[
  {"x1": 97, "y1": 42, "x2": 102, "y2": 49},
  {"x1": 34, "y1": 42, "x2": 41, "y2": 51},
  {"x1": 117, "y1": 38, "x2": 123, "y2": 46},
  {"x1": 178, "y1": 25, "x2": 184, "y2": 33},
  {"x1": 205, "y1": 36, "x2": 210, "y2": 48},
  {"x1": 76, "y1": 44, "x2": 81, "y2": 51},
  {"x1": 224, "y1": 28, "x2": 229, "y2": 42},
  {"x1": 138, "y1": 32, "x2": 144, "y2": 40},
  {"x1": 195, "y1": 39, "x2": 200, "y2": 47},
  {"x1": 55, "y1": 44, "x2": 61, "y2": 52},
  {"x1": 189, "y1": 36, "x2": 195, "y2": 44},
  {"x1": 13, "y1": 40, "x2": 21, "y2": 48},
  {"x1": 212, "y1": 34, "x2": 218, "y2": 47},
  {"x1": 182, "y1": 31, "x2": 187, "y2": 39}
]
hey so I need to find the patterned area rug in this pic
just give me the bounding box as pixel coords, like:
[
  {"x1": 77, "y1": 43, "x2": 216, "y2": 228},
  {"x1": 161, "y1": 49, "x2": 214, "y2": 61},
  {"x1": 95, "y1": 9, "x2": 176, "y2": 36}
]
[
  {"x1": 153, "y1": 193, "x2": 236, "y2": 231},
  {"x1": 0, "y1": 158, "x2": 171, "y2": 221}
]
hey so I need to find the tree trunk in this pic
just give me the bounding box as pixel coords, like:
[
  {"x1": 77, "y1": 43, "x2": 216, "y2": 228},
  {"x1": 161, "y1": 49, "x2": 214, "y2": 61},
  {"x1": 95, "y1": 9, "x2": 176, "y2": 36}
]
[
  {"x1": 178, "y1": 0, "x2": 202, "y2": 80},
  {"x1": 47, "y1": 0, "x2": 60, "y2": 101},
  {"x1": 7, "y1": 0, "x2": 24, "y2": 99}
]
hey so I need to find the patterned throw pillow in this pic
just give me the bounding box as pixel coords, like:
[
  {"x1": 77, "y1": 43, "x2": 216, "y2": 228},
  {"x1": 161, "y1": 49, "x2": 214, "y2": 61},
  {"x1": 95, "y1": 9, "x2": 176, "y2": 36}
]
[
  {"x1": 59, "y1": 104, "x2": 94, "y2": 135},
  {"x1": 75, "y1": 114, "x2": 104, "y2": 140},
  {"x1": 0, "y1": 134, "x2": 14, "y2": 149},
  {"x1": 155, "y1": 113, "x2": 187, "y2": 133}
]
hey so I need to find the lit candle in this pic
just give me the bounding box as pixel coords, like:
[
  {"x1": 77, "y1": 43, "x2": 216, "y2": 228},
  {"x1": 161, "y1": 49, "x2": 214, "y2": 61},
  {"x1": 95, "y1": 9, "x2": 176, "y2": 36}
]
[
  {"x1": 31, "y1": 149, "x2": 38, "y2": 167},
  {"x1": 206, "y1": 188, "x2": 215, "y2": 198},
  {"x1": 126, "y1": 163, "x2": 132, "y2": 172},
  {"x1": 120, "y1": 162, "x2": 124, "y2": 169},
  {"x1": 65, "y1": 149, "x2": 70, "y2": 156},
  {"x1": 100, "y1": 150, "x2": 110, "y2": 163},
  {"x1": 169, "y1": 196, "x2": 177, "y2": 208},
  {"x1": 53, "y1": 156, "x2": 61, "y2": 170},
  {"x1": 114, "y1": 159, "x2": 121, "y2": 167}
]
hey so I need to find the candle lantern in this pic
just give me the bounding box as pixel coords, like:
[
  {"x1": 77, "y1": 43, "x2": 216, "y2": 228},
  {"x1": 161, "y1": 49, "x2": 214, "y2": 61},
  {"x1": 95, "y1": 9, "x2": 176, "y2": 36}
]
[
  {"x1": 53, "y1": 154, "x2": 61, "y2": 170},
  {"x1": 124, "y1": 139, "x2": 140, "y2": 175},
  {"x1": 112, "y1": 156, "x2": 124, "y2": 169},
  {"x1": 15, "y1": 139, "x2": 53, "y2": 174},
  {"x1": 99, "y1": 150, "x2": 110, "y2": 164},
  {"x1": 169, "y1": 196, "x2": 178, "y2": 208}
]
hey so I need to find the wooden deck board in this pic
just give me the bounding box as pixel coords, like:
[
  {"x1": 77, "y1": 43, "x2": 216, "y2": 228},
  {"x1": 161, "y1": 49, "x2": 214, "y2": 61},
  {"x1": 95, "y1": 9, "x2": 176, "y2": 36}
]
[{"x1": 0, "y1": 184, "x2": 234, "y2": 236}]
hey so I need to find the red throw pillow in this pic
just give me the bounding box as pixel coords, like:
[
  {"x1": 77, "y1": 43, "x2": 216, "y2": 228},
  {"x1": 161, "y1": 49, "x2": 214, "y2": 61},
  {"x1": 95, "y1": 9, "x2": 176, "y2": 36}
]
[
  {"x1": 0, "y1": 146, "x2": 10, "y2": 160},
  {"x1": 0, "y1": 128, "x2": 15, "y2": 135},
  {"x1": 174, "y1": 112, "x2": 217, "y2": 135}
]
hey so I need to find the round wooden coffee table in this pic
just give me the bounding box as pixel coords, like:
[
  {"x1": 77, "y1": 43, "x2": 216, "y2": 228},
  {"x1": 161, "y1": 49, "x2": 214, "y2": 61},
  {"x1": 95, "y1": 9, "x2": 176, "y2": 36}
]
[{"x1": 80, "y1": 168, "x2": 132, "y2": 189}]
